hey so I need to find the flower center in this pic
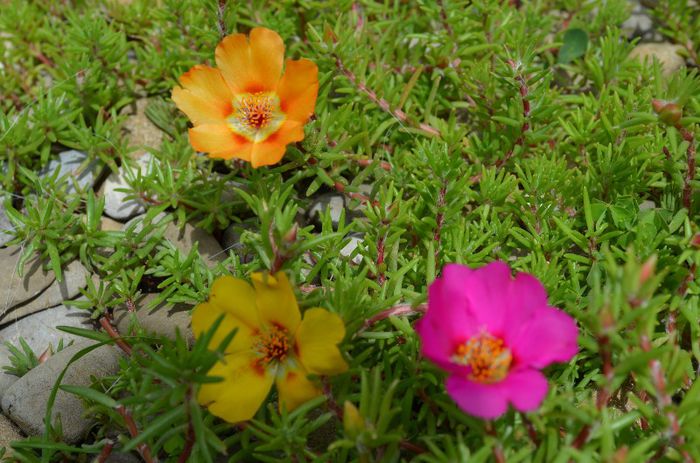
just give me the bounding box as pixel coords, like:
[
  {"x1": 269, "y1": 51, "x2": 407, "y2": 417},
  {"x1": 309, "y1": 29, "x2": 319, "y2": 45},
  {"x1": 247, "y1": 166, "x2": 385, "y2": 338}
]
[
  {"x1": 255, "y1": 324, "x2": 291, "y2": 365},
  {"x1": 228, "y1": 92, "x2": 285, "y2": 142},
  {"x1": 452, "y1": 332, "x2": 511, "y2": 384}
]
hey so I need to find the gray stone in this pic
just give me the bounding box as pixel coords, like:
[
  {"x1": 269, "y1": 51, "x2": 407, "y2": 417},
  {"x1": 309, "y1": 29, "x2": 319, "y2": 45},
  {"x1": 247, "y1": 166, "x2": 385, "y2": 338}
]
[
  {"x1": 0, "y1": 302, "x2": 93, "y2": 399},
  {"x1": 0, "y1": 414, "x2": 22, "y2": 454},
  {"x1": 1, "y1": 342, "x2": 122, "y2": 443},
  {"x1": 102, "y1": 154, "x2": 151, "y2": 220},
  {"x1": 307, "y1": 194, "x2": 347, "y2": 229},
  {"x1": 220, "y1": 223, "x2": 256, "y2": 263},
  {"x1": 124, "y1": 213, "x2": 224, "y2": 268},
  {"x1": 113, "y1": 293, "x2": 193, "y2": 345},
  {"x1": 98, "y1": 452, "x2": 141, "y2": 463},
  {"x1": 39, "y1": 150, "x2": 100, "y2": 194},
  {"x1": 164, "y1": 221, "x2": 224, "y2": 268},
  {"x1": 639, "y1": 200, "x2": 656, "y2": 211},
  {"x1": 0, "y1": 260, "x2": 88, "y2": 325},
  {"x1": 0, "y1": 247, "x2": 55, "y2": 319},
  {"x1": 629, "y1": 43, "x2": 685, "y2": 77},
  {"x1": 340, "y1": 236, "x2": 364, "y2": 265},
  {"x1": 0, "y1": 196, "x2": 13, "y2": 247},
  {"x1": 120, "y1": 99, "x2": 163, "y2": 159}
]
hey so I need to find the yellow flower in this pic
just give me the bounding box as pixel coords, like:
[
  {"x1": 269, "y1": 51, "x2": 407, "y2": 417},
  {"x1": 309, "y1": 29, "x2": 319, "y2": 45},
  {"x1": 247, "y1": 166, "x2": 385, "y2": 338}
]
[
  {"x1": 192, "y1": 272, "x2": 348, "y2": 423},
  {"x1": 171, "y1": 27, "x2": 319, "y2": 167}
]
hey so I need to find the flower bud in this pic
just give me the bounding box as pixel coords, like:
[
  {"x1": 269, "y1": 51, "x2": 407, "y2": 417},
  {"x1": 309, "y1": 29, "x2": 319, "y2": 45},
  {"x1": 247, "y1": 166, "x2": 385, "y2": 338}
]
[
  {"x1": 639, "y1": 255, "x2": 656, "y2": 285},
  {"x1": 652, "y1": 99, "x2": 682, "y2": 126},
  {"x1": 343, "y1": 401, "x2": 364, "y2": 438}
]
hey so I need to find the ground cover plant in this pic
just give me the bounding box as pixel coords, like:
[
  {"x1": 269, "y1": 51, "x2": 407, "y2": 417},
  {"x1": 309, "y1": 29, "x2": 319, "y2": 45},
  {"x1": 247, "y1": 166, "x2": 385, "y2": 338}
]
[{"x1": 2, "y1": 0, "x2": 700, "y2": 461}]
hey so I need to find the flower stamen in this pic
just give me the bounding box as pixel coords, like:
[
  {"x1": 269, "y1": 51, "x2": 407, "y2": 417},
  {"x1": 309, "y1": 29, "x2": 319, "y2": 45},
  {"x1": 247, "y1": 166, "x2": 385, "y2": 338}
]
[
  {"x1": 452, "y1": 332, "x2": 512, "y2": 384},
  {"x1": 255, "y1": 324, "x2": 291, "y2": 365},
  {"x1": 228, "y1": 92, "x2": 285, "y2": 142}
]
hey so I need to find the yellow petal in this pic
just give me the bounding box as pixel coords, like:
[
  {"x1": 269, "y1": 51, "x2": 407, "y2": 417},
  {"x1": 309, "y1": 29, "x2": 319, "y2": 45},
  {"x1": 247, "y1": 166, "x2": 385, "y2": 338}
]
[
  {"x1": 275, "y1": 363, "x2": 321, "y2": 412},
  {"x1": 208, "y1": 276, "x2": 260, "y2": 329},
  {"x1": 295, "y1": 308, "x2": 348, "y2": 375},
  {"x1": 215, "y1": 27, "x2": 284, "y2": 94},
  {"x1": 250, "y1": 272, "x2": 301, "y2": 332},
  {"x1": 198, "y1": 352, "x2": 274, "y2": 424},
  {"x1": 190, "y1": 302, "x2": 254, "y2": 354}
]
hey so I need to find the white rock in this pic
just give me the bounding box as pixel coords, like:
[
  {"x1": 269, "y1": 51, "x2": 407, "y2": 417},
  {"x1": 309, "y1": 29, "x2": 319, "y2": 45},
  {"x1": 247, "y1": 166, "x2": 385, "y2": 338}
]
[
  {"x1": 39, "y1": 150, "x2": 100, "y2": 194},
  {"x1": 308, "y1": 194, "x2": 347, "y2": 228},
  {"x1": 340, "y1": 236, "x2": 364, "y2": 265},
  {"x1": 629, "y1": 43, "x2": 685, "y2": 77},
  {"x1": 102, "y1": 154, "x2": 152, "y2": 220}
]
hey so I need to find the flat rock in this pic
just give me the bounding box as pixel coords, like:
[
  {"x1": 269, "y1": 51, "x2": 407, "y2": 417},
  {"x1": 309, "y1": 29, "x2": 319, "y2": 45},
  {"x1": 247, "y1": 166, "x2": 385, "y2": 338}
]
[
  {"x1": 125, "y1": 214, "x2": 224, "y2": 268},
  {"x1": 39, "y1": 150, "x2": 100, "y2": 194},
  {"x1": 102, "y1": 154, "x2": 152, "y2": 220},
  {"x1": 100, "y1": 216, "x2": 125, "y2": 231},
  {"x1": 1, "y1": 341, "x2": 122, "y2": 443},
  {"x1": 629, "y1": 43, "x2": 685, "y2": 77},
  {"x1": 0, "y1": 260, "x2": 88, "y2": 325},
  {"x1": 0, "y1": 414, "x2": 22, "y2": 454},
  {"x1": 0, "y1": 302, "x2": 93, "y2": 400},
  {"x1": 113, "y1": 293, "x2": 193, "y2": 345},
  {"x1": 0, "y1": 246, "x2": 55, "y2": 319},
  {"x1": 120, "y1": 99, "x2": 164, "y2": 159}
]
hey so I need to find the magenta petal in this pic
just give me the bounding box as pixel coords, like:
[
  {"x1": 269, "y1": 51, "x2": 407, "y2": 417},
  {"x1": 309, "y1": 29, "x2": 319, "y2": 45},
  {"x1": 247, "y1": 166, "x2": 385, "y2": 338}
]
[
  {"x1": 445, "y1": 261, "x2": 513, "y2": 335},
  {"x1": 511, "y1": 306, "x2": 579, "y2": 369},
  {"x1": 501, "y1": 272, "x2": 549, "y2": 343},
  {"x1": 501, "y1": 369, "x2": 549, "y2": 412},
  {"x1": 417, "y1": 266, "x2": 480, "y2": 367},
  {"x1": 445, "y1": 375, "x2": 508, "y2": 419}
]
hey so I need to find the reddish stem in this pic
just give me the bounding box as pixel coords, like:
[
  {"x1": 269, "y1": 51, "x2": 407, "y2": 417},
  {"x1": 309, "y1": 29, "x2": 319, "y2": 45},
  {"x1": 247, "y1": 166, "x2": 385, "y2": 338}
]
[
  {"x1": 178, "y1": 388, "x2": 196, "y2": 463},
  {"x1": 117, "y1": 405, "x2": 156, "y2": 463},
  {"x1": 96, "y1": 440, "x2": 114, "y2": 463},
  {"x1": 334, "y1": 54, "x2": 441, "y2": 137},
  {"x1": 361, "y1": 303, "x2": 428, "y2": 331},
  {"x1": 99, "y1": 316, "x2": 133, "y2": 356}
]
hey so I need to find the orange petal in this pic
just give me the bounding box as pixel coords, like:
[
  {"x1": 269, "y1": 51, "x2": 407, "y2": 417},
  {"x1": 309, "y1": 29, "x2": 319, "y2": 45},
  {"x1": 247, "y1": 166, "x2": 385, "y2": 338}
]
[
  {"x1": 172, "y1": 65, "x2": 232, "y2": 124},
  {"x1": 198, "y1": 352, "x2": 274, "y2": 423},
  {"x1": 215, "y1": 27, "x2": 284, "y2": 94},
  {"x1": 277, "y1": 59, "x2": 319, "y2": 122},
  {"x1": 275, "y1": 363, "x2": 321, "y2": 412},
  {"x1": 250, "y1": 120, "x2": 305, "y2": 168},
  {"x1": 188, "y1": 124, "x2": 253, "y2": 161}
]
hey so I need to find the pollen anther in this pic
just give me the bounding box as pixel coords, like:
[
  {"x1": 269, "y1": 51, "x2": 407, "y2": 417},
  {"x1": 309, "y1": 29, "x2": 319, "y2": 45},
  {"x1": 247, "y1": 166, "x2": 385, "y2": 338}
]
[{"x1": 452, "y1": 332, "x2": 512, "y2": 383}]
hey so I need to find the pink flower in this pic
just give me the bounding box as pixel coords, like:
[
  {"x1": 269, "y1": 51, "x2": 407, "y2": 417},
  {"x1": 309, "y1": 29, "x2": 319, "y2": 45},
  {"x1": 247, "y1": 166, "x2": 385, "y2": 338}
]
[{"x1": 416, "y1": 261, "x2": 578, "y2": 419}]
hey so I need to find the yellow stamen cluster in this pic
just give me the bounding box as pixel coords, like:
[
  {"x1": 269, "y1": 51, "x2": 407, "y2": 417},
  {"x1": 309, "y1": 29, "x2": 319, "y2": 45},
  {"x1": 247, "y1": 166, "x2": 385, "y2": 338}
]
[
  {"x1": 238, "y1": 92, "x2": 274, "y2": 130},
  {"x1": 256, "y1": 324, "x2": 291, "y2": 365},
  {"x1": 452, "y1": 332, "x2": 512, "y2": 383}
]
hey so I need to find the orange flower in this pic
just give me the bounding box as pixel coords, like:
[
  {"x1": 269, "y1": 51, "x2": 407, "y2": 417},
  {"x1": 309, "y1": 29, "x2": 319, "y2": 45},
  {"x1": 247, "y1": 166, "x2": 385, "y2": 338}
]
[{"x1": 172, "y1": 28, "x2": 318, "y2": 167}]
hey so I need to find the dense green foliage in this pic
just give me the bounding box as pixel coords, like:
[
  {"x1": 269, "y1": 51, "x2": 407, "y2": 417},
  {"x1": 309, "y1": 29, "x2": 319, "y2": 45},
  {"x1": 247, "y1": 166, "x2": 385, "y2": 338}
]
[{"x1": 2, "y1": 0, "x2": 700, "y2": 461}]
